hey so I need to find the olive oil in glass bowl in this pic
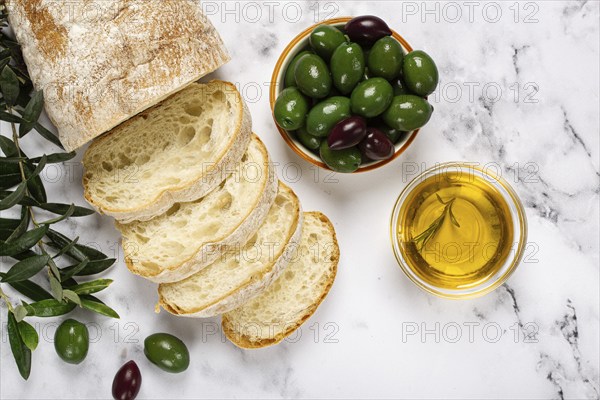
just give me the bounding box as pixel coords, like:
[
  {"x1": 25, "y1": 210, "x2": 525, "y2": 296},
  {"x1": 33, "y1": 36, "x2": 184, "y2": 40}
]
[{"x1": 390, "y1": 163, "x2": 527, "y2": 299}]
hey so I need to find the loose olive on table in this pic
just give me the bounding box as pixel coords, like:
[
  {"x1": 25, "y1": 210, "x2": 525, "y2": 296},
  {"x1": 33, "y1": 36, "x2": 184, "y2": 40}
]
[
  {"x1": 275, "y1": 15, "x2": 439, "y2": 173},
  {"x1": 144, "y1": 333, "x2": 190, "y2": 373},
  {"x1": 112, "y1": 360, "x2": 142, "y2": 400},
  {"x1": 54, "y1": 319, "x2": 89, "y2": 365}
]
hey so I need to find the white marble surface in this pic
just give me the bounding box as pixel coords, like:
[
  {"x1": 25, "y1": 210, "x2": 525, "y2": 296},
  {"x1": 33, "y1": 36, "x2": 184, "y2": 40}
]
[{"x1": 1, "y1": 1, "x2": 599, "y2": 399}]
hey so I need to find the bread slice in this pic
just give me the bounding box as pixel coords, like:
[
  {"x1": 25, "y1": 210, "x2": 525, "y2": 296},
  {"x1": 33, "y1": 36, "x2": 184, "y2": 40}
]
[
  {"x1": 7, "y1": 0, "x2": 230, "y2": 151},
  {"x1": 115, "y1": 134, "x2": 276, "y2": 283},
  {"x1": 222, "y1": 212, "x2": 339, "y2": 349},
  {"x1": 82, "y1": 81, "x2": 251, "y2": 222},
  {"x1": 158, "y1": 182, "x2": 303, "y2": 317}
]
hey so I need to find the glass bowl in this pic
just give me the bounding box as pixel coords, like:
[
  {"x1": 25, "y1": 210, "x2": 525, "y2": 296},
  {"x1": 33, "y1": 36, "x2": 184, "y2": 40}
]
[
  {"x1": 390, "y1": 162, "x2": 528, "y2": 299},
  {"x1": 269, "y1": 17, "x2": 419, "y2": 173}
]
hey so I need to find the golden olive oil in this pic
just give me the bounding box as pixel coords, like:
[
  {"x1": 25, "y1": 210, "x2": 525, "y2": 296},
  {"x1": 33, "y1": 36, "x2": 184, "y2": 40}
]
[{"x1": 397, "y1": 171, "x2": 514, "y2": 290}]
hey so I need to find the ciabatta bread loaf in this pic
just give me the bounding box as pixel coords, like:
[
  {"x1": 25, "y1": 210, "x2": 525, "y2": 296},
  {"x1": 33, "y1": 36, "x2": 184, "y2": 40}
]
[
  {"x1": 83, "y1": 81, "x2": 251, "y2": 222},
  {"x1": 222, "y1": 212, "x2": 339, "y2": 349},
  {"x1": 116, "y1": 134, "x2": 276, "y2": 283},
  {"x1": 158, "y1": 182, "x2": 303, "y2": 317},
  {"x1": 6, "y1": 0, "x2": 230, "y2": 151}
]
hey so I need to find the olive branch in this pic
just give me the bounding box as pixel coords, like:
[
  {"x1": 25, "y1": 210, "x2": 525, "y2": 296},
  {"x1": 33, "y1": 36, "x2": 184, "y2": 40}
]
[{"x1": 1, "y1": 5, "x2": 118, "y2": 380}]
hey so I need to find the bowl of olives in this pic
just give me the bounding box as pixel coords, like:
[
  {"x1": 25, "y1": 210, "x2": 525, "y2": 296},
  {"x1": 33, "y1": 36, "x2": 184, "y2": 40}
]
[{"x1": 270, "y1": 16, "x2": 439, "y2": 173}]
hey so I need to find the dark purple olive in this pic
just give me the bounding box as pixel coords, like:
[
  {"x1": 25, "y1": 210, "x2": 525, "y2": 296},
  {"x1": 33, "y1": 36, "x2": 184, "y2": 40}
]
[
  {"x1": 345, "y1": 16, "x2": 392, "y2": 47},
  {"x1": 112, "y1": 360, "x2": 141, "y2": 400},
  {"x1": 358, "y1": 128, "x2": 395, "y2": 160},
  {"x1": 328, "y1": 116, "x2": 367, "y2": 150}
]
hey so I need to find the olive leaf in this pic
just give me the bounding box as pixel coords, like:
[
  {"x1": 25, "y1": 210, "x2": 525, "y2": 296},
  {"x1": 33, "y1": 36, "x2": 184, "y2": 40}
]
[
  {"x1": 0, "y1": 225, "x2": 48, "y2": 256},
  {"x1": 0, "y1": 162, "x2": 21, "y2": 190},
  {"x1": 1, "y1": 254, "x2": 50, "y2": 283},
  {"x1": 24, "y1": 163, "x2": 47, "y2": 204},
  {"x1": 23, "y1": 299, "x2": 76, "y2": 317},
  {"x1": 2, "y1": 276, "x2": 53, "y2": 301},
  {"x1": 59, "y1": 258, "x2": 88, "y2": 280},
  {"x1": 35, "y1": 202, "x2": 94, "y2": 218},
  {"x1": 19, "y1": 90, "x2": 44, "y2": 137},
  {"x1": 51, "y1": 235, "x2": 79, "y2": 259},
  {"x1": 67, "y1": 279, "x2": 113, "y2": 295},
  {"x1": 80, "y1": 296, "x2": 120, "y2": 319},
  {"x1": 0, "y1": 217, "x2": 21, "y2": 240},
  {"x1": 47, "y1": 228, "x2": 110, "y2": 261},
  {"x1": 62, "y1": 289, "x2": 81, "y2": 306},
  {"x1": 0, "y1": 65, "x2": 19, "y2": 106},
  {"x1": 31, "y1": 151, "x2": 76, "y2": 164},
  {"x1": 13, "y1": 304, "x2": 28, "y2": 322},
  {"x1": 6, "y1": 206, "x2": 30, "y2": 242},
  {"x1": 49, "y1": 273, "x2": 63, "y2": 300},
  {"x1": 0, "y1": 135, "x2": 18, "y2": 157},
  {"x1": 0, "y1": 181, "x2": 27, "y2": 210},
  {"x1": 39, "y1": 204, "x2": 75, "y2": 225},
  {"x1": 7, "y1": 310, "x2": 31, "y2": 380},
  {"x1": 0, "y1": 110, "x2": 23, "y2": 123},
  {"x1": 17, "y1": 320, "x2": 39, "y2": 351},
  {"x1": 60, "y1": 258, "x2": 115, "y2": 278},
  {"x1": 32, "y1": 122, "x2": 63, "y2": 149}
]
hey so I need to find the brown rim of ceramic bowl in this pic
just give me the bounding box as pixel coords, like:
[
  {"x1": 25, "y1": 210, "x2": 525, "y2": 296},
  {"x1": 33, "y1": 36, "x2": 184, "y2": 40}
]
[{"x1": 270, "y1": 17, "x2": 418, "y2": 173}]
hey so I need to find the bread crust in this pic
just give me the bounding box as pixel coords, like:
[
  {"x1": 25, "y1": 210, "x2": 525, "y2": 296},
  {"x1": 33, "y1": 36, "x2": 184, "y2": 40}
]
[
  {"x1": 82, "y1": 80, "x2": 252, "y2": 223},
  {"x1": 221, "y1": 212, "x2": 340, "y2": 349},
  {"x1": 6, "y1": 0, "x2": 230, "y2": 152},
  {"x1": 158, "y1": 182, "x2": 304, "y2": 316},
  {"x1": 118, "y1": 134, "x2": 276, "y2": 283}
]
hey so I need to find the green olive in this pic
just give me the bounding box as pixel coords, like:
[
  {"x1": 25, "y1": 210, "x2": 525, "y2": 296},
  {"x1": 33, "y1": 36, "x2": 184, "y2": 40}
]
[
  {"x1": 144, "y1": 333, "x2": 190, "y2": 374},
  {"x1": 402, "y1": 50, "x2": 439, "y2": 96},
  {"x1": 294, "y1": 53, "x2": 332, "y2": 98},
  {"x1": 306, "y1": 96, "x2": 351, "y2": 137},
  {"x1": 330, "y1": 42, "x2": 365, "y2": 95},
  {"x1": 284, "y1": 50, "x2": 312, "y2": 88},
  {"x1": 320, "y1": 141, "x2": 361, "y2": 173},
  {"x1": 54, "y1": 319, "x2": 89, "y2": 365},
  {"x1": 391, "y1": 75, "x2": 411, "y2": 96},
  {"x1": 370, "y1": 118, "x2": 408, "y2": 143},
  {"x1": 295, "y1": 126, "x2": 321, "y2": 150},
  {"x1": 274, "y1": 87, "x2": 310, "y2": 131},
  {"x1": 367, "y1": 36, "x2": 404, "y2": 80},
  {"x1": 350, "y1": 78, "x2": 393, "y2": 118},
  {"x1": 309, "y1": 25, "x2": 346, "y2": 60},
  {"x1": 382, "y1": 95, "x2": 433, "y2": 131}
]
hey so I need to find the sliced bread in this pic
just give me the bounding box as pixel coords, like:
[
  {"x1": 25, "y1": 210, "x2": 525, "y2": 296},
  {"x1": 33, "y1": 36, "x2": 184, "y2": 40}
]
[
  {"x1": 158, "y1": 182, "x2": 303, "y2": 317},
  {"x1": 222, "y1": 212, "x2": 339, "y2": 349},
  {"x1": 83, "y1": 80, "x2": 251, "y2": 223},
  {"x1": 116, "y1": 134, "x2": 276, "y2": 283}
]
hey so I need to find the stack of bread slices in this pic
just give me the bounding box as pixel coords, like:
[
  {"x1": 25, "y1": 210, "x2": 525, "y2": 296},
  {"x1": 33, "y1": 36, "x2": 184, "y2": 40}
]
[
  {"x1": 7, "y1": 0, "x2": 339, "y2": 349},
  {"x1": 81, "y1": 81, "x2": 339, "y2": 348}
]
